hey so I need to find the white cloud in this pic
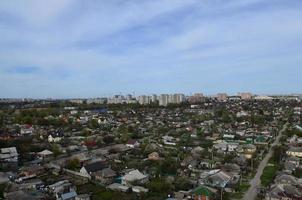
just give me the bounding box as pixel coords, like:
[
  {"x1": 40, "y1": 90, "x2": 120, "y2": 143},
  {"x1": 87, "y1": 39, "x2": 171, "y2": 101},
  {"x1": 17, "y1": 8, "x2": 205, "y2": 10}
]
[{"x1": 0, "y1": 0, "x2": 302, "y2": 97}]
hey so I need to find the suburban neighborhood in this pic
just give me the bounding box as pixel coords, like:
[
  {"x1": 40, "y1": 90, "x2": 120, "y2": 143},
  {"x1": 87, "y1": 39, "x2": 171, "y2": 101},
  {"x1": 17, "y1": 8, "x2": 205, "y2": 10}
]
[{"x1": 0, "y1": 93, "x2": 301, "y2": 200}]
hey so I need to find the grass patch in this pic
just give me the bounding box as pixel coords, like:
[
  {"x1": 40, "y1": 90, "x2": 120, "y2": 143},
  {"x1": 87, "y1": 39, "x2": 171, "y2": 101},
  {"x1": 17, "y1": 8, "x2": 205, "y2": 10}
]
[
  {"x1": 260, "y1": 164, "x2": 279, "y2": 187},
  {"x1": 238, "y1": 183, "x2": 249, "y2": 192},
  {"x1": 228, "y1": 181, "x2": 250, "y2": 199}
]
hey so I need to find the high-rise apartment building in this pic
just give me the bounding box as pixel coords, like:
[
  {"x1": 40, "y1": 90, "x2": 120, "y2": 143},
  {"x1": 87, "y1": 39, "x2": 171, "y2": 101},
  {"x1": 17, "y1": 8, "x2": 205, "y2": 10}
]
[
  {"x1": 188, "y1": 93, "x2": 204, "y2": 104},
  {"x1": 138, "y1": 95, "x2": 150, "y2": 105},
  {"x1": 159, "y1": 94, "x2": 169, "y2": 106},
  {"x1": 151, "y1": 94, "x2": 157, "y2": 103},
  {"x1": 239, "y1": 92, "x2": 253, "y2": 100},
  {"x1": 217, "y1": 93, "x2": 228, "y2": 101}
]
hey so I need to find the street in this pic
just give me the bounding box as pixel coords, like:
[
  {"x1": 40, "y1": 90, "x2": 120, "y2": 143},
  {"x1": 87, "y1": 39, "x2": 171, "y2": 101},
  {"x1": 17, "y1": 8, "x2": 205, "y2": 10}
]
[{"x1": 242, "y1": 123, "x2": 288, "y2": 200}]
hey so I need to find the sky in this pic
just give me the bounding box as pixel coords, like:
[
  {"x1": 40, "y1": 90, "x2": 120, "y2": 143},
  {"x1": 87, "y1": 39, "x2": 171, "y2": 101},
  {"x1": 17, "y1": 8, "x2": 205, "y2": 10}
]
[{"x1": 0, "y1": 0, "x2": 302, "y2": 98}]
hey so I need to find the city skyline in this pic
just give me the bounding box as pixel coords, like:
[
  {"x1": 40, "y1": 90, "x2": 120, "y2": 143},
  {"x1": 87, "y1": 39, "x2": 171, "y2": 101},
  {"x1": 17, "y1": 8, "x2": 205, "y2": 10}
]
[{"x1": 1, "y1": 0, "x2": 302, "y2": 98}]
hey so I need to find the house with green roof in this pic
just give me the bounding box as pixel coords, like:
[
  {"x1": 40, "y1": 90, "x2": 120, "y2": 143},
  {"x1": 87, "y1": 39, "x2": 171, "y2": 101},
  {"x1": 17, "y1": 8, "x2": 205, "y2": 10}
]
[{"x1": 191, "y1": 185, "x2": 216, "y2": 200}]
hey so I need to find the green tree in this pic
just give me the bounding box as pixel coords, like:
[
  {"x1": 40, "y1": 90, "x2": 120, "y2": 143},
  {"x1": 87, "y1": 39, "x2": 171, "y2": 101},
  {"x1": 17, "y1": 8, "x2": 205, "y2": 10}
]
[
  {"x1": 23, "y1": 115, "x2": 33, "y2": 124},
  {"x1": 66, "y1": 158, "x2": 80, "y2": 170},
  {"x1": 88, "y1": 119, "x2": 99, "y2": 129},
  {"x1": 147, "y1": 178, "x2": 173, "y2": 193},
  {"x1": 293, "y1": 167, "x2": 302, "y2": 178},
  {"x1": 160, "y1": 157, "x2": 177, "y2": 175},
  {"x1": 222, "y1": 112, "x2": 231, "y2": 123},
  {"x1": 52, "y1": 144, "x2": 62, "y2": 157},
  {"x1": 174, "y1": 177, "x2": 191, "y2": 191},
  {"x1": 272, "y1": 145, "x2": 286, "y2": 163}
]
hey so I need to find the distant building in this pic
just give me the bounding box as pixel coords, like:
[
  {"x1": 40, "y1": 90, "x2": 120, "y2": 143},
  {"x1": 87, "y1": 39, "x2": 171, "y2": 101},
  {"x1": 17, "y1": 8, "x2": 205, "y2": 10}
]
[
  {"x1": 159, "y1": 94, "x2": 169, "y2": 106},
  {"x1": 125, "y1": 94, "x2": 133, "y2": 100},
  {"x1": 151, "y1": 94, "x2": 157, "y2": 103},
  {"x1": 217, "y1": 93, "x2": 228, "y2": 101},
  {"x1": 188, "y1": 93, "x2": 204, "y2": 104},
  {"x1": 138, "y1": 95, "x2": 150, "y2": 105},
  {"x1": 69, "y1": 99, "x2": 84, "y2": 104},
  {"x1": 108, "y1": 95, "x2": 125, "y2": 104},
  {"x1": 239, "y1": 92, "x2": 253, "y2": 100},
  {"x1": 175, "y1": 93, "x2": 186, "y2": 104},
  {"x1": 254, "y1": 95, "x2": 273, "y2": 100},
  {"x1": 108, "y1": 95, "x2": 137, "y2": 104},
  {"x1": 125, "y1": 94, "x2": 137, "y2": 104},
  {"x1": 86, "y1": 98, "x2": 106, "y2": 104}
]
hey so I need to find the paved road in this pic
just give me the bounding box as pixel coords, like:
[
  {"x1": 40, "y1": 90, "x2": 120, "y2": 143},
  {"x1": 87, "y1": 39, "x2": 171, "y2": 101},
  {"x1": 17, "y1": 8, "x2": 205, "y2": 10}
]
[{"x1": 242, "y1": 123, "x2": 288, "y2": 200}]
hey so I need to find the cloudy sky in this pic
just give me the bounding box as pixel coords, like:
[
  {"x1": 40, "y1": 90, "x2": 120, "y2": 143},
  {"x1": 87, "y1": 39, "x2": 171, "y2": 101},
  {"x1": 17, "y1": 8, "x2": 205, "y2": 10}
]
[{"x1": 0, "y1": 0, "x2": 301, "y2": 98}]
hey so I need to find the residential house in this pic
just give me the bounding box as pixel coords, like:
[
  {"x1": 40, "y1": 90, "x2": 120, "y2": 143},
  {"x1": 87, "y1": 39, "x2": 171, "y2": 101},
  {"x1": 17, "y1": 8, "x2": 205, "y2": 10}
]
[
  {"x1": 286, "y1": 147, "x2": 302, "y2": 158},
  {"x1": 61, "y1": 191, "x2": 77, "y2": 200},
  {"x1": 213, "y1": 141, "x2": 239, "y2": 153},
  {"x1": 286, "y1": 156, "x2": 300, "y2": 168},
  {"x1": 162, "y1": 135, "x2": 177, "y2": 146},
  {"x1": 107, "y1": 183, "x2": 130, "y2": 192},
  {"x1": 121, "y1": 169, "x2": 148, "y2": 186},
  {"x1": 94, "y1": 168, "x2": 116, "y2": 185},
  {"x1": 48, "y1": 180, "x2": 77, "y2": 200},
  {"x1": 17, "y1": 165, "x2": 45, "y2": 182},
  {"x1": 48, "y1": 130, "x2": 64, "y2": 143},
  {"x1": 126, "y1": 139, "x2": 140, "y2": 148},
  {"x1": 37, "y1": 149, "x2": 53, "y2": 160},
  {"x1": 80, "y1": 160, "x2": 109, "y2": 179},
  {"x1": 223, "y1": 134, "x2": 235, "y2": 141},
  {"x1": 148, "y1": 152, "x2": 160, "y2": 161},
  {"x1": 274, "y1": 174, "x2": 300, "y2": 186},
  {"x1": 200, "y1": 160, "x2": 212, "y2": 169},
  {"x1": 265, "y1": 184, "x2": 302, "y2": 200},
  {"x1": 241, "y1": 144, "x2": 257, "y2": 159},
  {"x1": 132, "y1": 186, "x2": 149, "y2": 193},
  {"x1": 0, "y1": 147, "x2": 18, "y2": 170},
  {"x1": 75, "y1": 194, "x2": 90, "y2": 200},
  {"x1": 221, "y1": 163, "x2": 241, "y2": 174},
  {"x1": 284, "y1": 161, "x2": 297, "y2": 174},
  {"x1": 200, "y1": 169, "x2": 239, "y2": 189},
  {"x1": 5, "y1": 190, "x2": 41, "y2": 200},
  {"x1": 70, "y1": 153, "x2": 90, "y2": 166},
  {"x1": 20, "y1": 124, "x2": 34, "y2": 135},
  {"x1": 191, "y1": 185, "x2": 217, "y2": 200}
]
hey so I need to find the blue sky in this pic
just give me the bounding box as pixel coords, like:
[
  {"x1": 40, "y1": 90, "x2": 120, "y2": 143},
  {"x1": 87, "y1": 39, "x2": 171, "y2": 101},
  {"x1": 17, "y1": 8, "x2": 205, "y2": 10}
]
[{"x1": 0, "y1": 0, "x2": 301, "y2": 98}]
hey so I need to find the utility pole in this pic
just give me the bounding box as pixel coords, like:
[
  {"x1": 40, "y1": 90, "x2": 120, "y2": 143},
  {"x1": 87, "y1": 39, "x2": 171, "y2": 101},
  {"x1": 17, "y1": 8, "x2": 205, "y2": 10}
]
[
  {"x1": 211, "y1": 148, "x2": 214, "y2": 168},
  {"x1": 251, "y1": 157, "x2": 253, "y2": 172},
  {"x1": 212, "y1": 149, "x2": 214, "y2": 160}
]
